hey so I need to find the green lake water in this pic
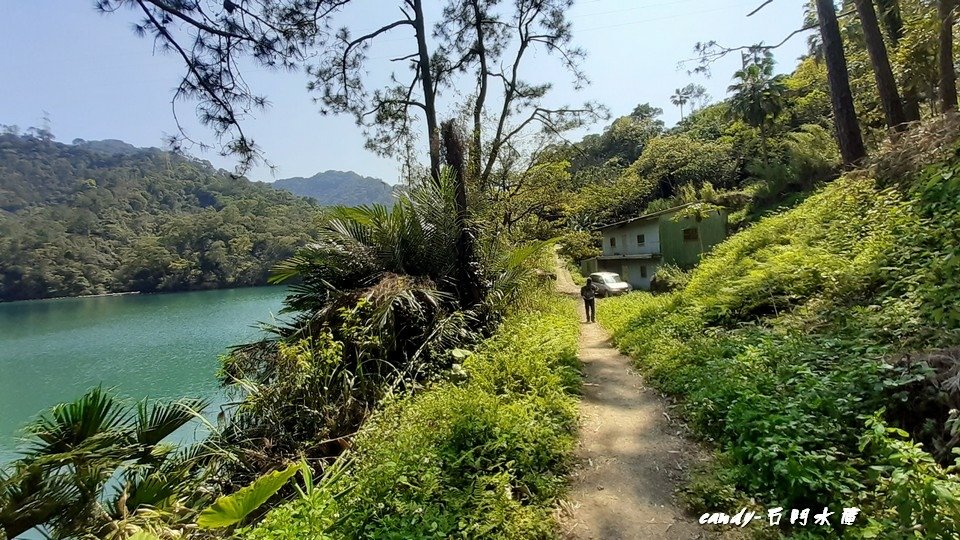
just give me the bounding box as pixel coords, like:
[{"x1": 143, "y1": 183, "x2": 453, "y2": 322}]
[{"x1": 0, "y1": 286, "x2": 288, "y2": 461}]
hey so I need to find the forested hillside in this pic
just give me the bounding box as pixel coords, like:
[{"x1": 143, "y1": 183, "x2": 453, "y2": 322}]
[
  {"x1": 504, "y1": 0, "x2": 960, "y2": 265},
  {"x1": 599, "y1": 122, "x2": 960, "y2": 535},
  {"x1": 271, "y1": 170, "x2": 395, "y2": 206},
  {"x1": 0, "y1": 133, "x2": 320, "y2": 301}
]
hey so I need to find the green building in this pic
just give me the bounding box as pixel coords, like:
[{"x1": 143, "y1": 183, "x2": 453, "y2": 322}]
[{"x1": 580, "y1": 203, "x2": 728, "y2": 290}]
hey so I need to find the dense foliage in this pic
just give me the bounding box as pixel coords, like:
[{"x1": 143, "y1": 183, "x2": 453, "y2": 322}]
[
  {"x1": 499, "y1": 0, "x2": 960, "y2": 259},
  {"x1": 597, "y1": 140, "x2": 960, "y2": 537},
  {"x1": 208, "y1": 170, "x2": 555, "y2": 487},
  {"x1": 492, "y1": 53, "x2": 842, "y2": 248},
  {"x1": 0, "y1": 133, "x2": 320, "y2": 301},
  {"x1": 241, "y1": 296, "x2": 580, "y2": 539}
]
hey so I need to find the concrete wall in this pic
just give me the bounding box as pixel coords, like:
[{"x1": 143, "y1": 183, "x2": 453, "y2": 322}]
[
  {"x1": 590, "y1": 206, "x2": 728, "y2": 289},
  {"x1": 600, "y1": 219, "x2": 661, "y2": 257}
]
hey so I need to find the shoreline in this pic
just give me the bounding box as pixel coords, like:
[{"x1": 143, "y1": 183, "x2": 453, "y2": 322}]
[
  {"x1": 0, "y1": 291, "x2": 141, "y2": 304},
  {"x1": 52, "y1": 291, "x2": 141, "y2": 300},
  {"x1": 0, "y1": 284, "x2": 286, "y2": 305}
]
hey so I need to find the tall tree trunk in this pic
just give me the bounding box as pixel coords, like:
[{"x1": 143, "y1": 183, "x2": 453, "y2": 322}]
[
  {"x1": 855, "y1": 0, "x2": 908, "y2": 130},
  {"x1": 876, "y1": 0, "x2": 923, "y2": 120},
  {"x1": 470, "y1": 0, "x2": 488, "y2": 187},
  {"x1": 441, "y1": 120, "x2": 479, "y2": 306},
  {"x1": 412, "y1": 0, "x2": 441, "y2": 180},
  {"x1": 940, "y1": 0, "x2": 958, "y2": 111},
  {"x1": 816, "y1": 0, "x2": 868, "y2": 166}
]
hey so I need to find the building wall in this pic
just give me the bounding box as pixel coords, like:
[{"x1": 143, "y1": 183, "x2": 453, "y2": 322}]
[
  {"x1": 658, "y1": 208, "x2": 728, "y2": 268},
  {"x1": 600, "y1": 220, "x2": 661, "y2": 256},
  {"x1": 589, "y1": 206, "x2": 728, "y2": 290},
  {"x1": 596, "y1": 259, "x2": 659, "y2": 290}
]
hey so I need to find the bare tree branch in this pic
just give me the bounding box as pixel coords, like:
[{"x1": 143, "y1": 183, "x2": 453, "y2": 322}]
[
  {"x1": 747, "y1": 0, "x2": 775, "y2": 17},
  {"x1": 98, "y1": 0, "x2": 349, "y2": 173}
]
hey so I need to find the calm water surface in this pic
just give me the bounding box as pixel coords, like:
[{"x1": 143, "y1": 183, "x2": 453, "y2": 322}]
[{"x1": 0, "y1": 286, "x2": 287, "y2": 461}]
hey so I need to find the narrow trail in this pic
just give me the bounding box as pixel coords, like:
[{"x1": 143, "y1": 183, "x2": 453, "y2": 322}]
[{"x1": 555, "y1": 263, "x2": 706, "y2": 539}]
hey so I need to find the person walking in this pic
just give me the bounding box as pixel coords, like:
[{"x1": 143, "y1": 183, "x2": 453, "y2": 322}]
[{"x1": 581, "y1": 279, "x2": 598, "y2": 323}]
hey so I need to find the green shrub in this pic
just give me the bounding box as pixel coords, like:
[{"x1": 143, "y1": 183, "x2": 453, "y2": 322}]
[
  {"x1": 857, "y1": 412, "x2": 960, "y2": 539},
  {"x1": 649, "y1": 262, "x2": 689, "y2": 292},
  {"x1": 243, "y1": 297, "x2": 580, "y2": 539},
  {"x1": 678, "y1": 458, "x2": 743, "y2": 516},
  {"x1": 883, "y1": 148, "x2": 960, "y2": 333},
  {"x1": 684, "y1": 175, "x2": 909, "y2": 323}
]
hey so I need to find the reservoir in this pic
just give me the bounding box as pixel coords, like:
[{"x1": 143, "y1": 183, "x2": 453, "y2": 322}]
[{"x1": 0, "y1": 286, "x2": 288, "y2": 462}]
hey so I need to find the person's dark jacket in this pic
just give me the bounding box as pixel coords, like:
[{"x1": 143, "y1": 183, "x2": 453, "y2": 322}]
[{"x1": 580, "y1": 282, "x2": 597, "y2": 300}]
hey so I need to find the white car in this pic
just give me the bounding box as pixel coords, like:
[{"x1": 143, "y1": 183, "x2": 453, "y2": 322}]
[{"x1": 588, "y1": 272, "x2": 632, "y2": 297}]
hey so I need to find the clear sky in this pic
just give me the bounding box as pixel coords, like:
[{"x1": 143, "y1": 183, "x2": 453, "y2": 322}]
[{"x1": 0, "y1": 0, "x2": 811, "y2": 184}]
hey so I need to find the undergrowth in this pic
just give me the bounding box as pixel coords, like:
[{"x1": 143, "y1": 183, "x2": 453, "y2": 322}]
[
  {"x1": 241, "y1": 296, "x2": 581, "y2": 539},
  {"x1": 598, "y1": 144, "x2": 960, "y2": 538}
]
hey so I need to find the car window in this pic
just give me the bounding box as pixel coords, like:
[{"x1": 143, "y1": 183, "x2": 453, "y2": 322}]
[{"x1": 603, "y1": 275, "x2": 620, "y2": 284}]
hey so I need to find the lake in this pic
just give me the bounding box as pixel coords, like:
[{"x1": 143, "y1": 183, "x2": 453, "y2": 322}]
[{"x1": 0, "y1": 286, "x2": 288, "y2": 462}]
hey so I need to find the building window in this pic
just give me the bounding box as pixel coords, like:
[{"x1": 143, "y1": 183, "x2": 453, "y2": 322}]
[
  {"x1": 636, "y1": 234, "x2": 645, "y2": 245},
  {"x1": 683, "y1": 227, "x2": 699, "y2": 241},
  {"x1": 610, "y1": 237, "x2": 616, "y2": 247},
  {"x1": 640, "y1": 265, "x2": 648, "y2": 278}
]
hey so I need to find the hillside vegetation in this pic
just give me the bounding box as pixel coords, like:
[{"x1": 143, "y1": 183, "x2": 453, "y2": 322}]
[
  {"x1": 271, "y1": 170, "x2": 396, "y2": 206},
  {"x1": 597, "y1": 128, "x2": 960, "y2": 537},
  {"x1": 243, "y1": 297, "x2": 580, "y2": 539},
  {"x1": 0, "y1": 133, "x2": 320, "y2": 301}
]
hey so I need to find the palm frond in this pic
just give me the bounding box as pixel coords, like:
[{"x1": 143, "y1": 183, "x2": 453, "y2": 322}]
[
  {"x1": 25, "y1": 386, "x2": 128, "y2": 456},
  {"x1": 135, "y1": 398, "x2": 210, "y2": 448}
]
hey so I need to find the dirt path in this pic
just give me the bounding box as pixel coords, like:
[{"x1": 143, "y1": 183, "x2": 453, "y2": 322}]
[{"x1": 556, "y1": 263, "x2": 705, "y2": 539}]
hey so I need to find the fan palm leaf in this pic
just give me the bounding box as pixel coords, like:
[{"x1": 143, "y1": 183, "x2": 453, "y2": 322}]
[
  {"x1": 26, "y1": 386, "x2": 128, "y2": 456},
  {"x1": 134, "y1": 398, "x2": 209, "y2": 448},
  {"x1": 2, "y1": 388, "x2": 214, "y2": 538}
]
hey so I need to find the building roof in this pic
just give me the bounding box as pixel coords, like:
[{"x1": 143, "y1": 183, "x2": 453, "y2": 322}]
[{"x1": 593, "y1": 202, "x2": 700, "y2": 232}]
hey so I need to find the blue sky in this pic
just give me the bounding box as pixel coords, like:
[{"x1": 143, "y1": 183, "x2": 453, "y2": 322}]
[{"x1": 0, "y1": 1, "x2": 811, "y2": 184}]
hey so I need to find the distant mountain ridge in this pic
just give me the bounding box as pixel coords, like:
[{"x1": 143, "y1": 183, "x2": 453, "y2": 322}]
[
  {"x1": 66, "y1": 140, "x2": 394, "y2": 207},
  {"x1": 271, "y1": 170, "x2": 396, "y2": 207},
  {"x1": 0, "y1": 134, "x2": 320, "y2": 301},
  {"x1": 72, "y1": 138, "x2": 148, "y2": 156}
]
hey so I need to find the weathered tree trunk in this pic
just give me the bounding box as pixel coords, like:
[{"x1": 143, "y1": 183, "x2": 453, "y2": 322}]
[
  {"x1": 855, "y1": 0, "x2": 909, "y2": 130},
  {"x1": 441, "y1": 120, "x2": 480, "y2": 306},
  {"x1": 940, "y1": 0, "x2": 958, "y2": 111},
  {"x1": 412, "y1": 0, "x2": 441, "y2": 180},
  {"x1": 816, "y1": 0, "x2": 868, "y2": 166},
  {"x1": 876, "y1": 0, "x2": 923, "y2": 121},
  {"x1": 470, "y1": 0, "x2": 488, "y2": 187}
]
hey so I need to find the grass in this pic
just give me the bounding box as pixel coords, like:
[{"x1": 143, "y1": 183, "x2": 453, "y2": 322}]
[
  {"x1": 241, "y1": 295, "x2": 581, "y2": 540},
  {"x1": 597, "y1": 163, "x2": 960, "y2": 538}
]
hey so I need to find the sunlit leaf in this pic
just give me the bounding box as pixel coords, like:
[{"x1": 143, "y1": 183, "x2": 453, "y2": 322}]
[{"x1": 196, "y1": 462, "x2": 301, "y2": 529}]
